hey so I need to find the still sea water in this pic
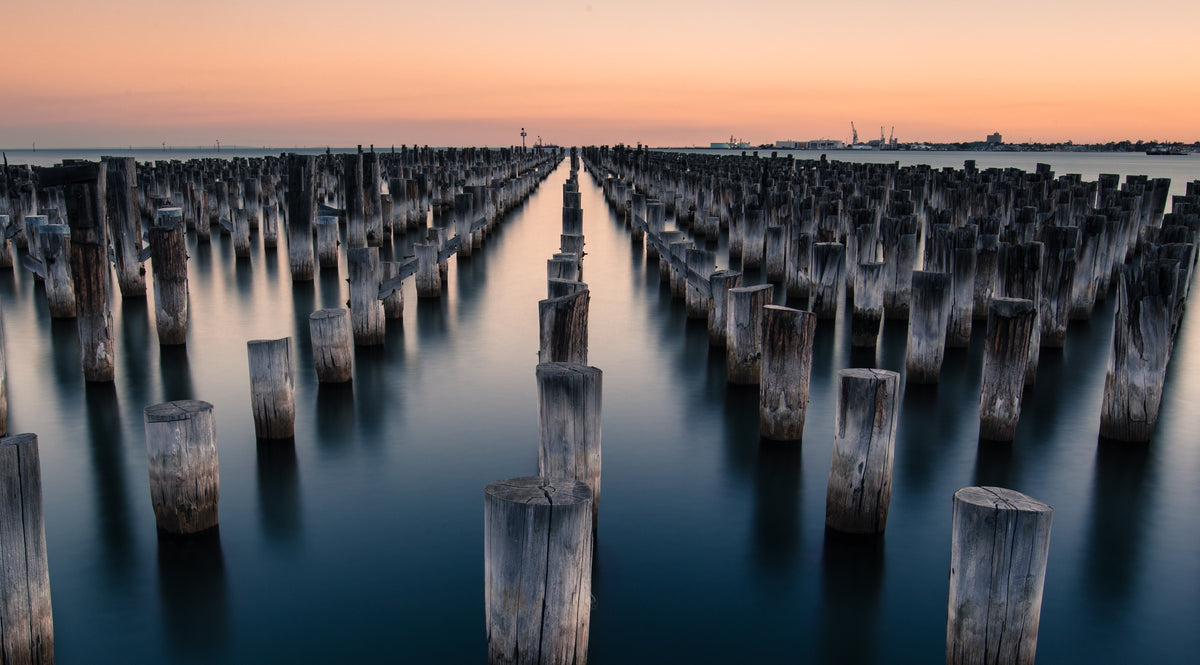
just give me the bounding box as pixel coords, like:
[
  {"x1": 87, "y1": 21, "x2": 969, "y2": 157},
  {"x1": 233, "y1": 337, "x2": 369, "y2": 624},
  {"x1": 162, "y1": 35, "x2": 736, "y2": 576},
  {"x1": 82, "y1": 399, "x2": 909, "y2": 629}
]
[{"x1": 2, "y1": 148, "x2": 1198, "y2": 663}]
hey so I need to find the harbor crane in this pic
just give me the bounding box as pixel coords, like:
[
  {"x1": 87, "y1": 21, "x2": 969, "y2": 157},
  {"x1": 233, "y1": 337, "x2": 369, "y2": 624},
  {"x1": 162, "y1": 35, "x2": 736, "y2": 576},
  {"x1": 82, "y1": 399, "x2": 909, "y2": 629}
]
[
  {"x1": 889, "y1": 126, "x2": 894, "y2": 145},
  {"x1": 850, "y1": 121, "x2": 859, "y2": 145}
]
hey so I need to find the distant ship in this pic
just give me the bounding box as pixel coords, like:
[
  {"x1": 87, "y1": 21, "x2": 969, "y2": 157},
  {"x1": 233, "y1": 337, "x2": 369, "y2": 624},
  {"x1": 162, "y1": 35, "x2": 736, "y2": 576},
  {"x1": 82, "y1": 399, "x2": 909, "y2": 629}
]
[{"x1": 1145, "y1": 146, "x2": 1189, "y2": 155}]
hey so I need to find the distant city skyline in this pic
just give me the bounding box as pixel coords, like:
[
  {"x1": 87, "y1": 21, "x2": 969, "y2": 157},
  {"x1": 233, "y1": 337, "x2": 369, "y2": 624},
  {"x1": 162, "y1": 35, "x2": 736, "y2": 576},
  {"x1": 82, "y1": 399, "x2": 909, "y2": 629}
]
[{"x1": 4, "y1": 0, "x2": 1198, "y2": 149}]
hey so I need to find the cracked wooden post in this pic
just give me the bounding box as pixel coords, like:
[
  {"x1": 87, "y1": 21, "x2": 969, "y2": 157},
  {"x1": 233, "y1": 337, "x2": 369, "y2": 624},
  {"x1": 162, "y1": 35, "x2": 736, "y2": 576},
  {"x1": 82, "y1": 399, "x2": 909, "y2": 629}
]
[
  {"x1": 247, "y1": 338, "x2": 296, "y2": 439},
  {"x1": 484, "y1": 477, "x2": 592, "y2": 665},
  {"x1": 347, "y1": 247, "x2": 385, "y2": 345},
  {"x1": 760, "y1": 305, "x2": 817, "y2": 440},
  {"x1": 149, "y1": 207, "x2": 188, "y2": 346},
  {"x1": 286, "y1": 155, "x2": 316, "y2": 282},
  {"x1": 316, "y1": 215, "x2": 340, "y2": 268},
  {"x1": 906, "y1": 271, "x2": 953, "y2": 384},
  {"x1": 537, "y1": 363, "x2": 602, "y2": 528},
  {"x1": 948, "y1": 487, "x2": 1052, "y2": 665},
  {"x1": 825, "y1": 368, "x2": 900, "y2": 535},
  {"x1": 0, "y1": 301, "x2": 7, "y2": 435},
  {"x1": 105, "y1": 157, "x2": 146, "y2": 297},
  {"x1": 363, "y1": 151, "x2": 384, "y2": 247},
  {"x1": 810, "y1": 242, "x2": 845, "y2": 319},
  {"x1": 380, "y1": 261, "x2": 404, "y2": 320},
  {"x1": 685, "y1": 248, "x2": 715, "y2": 320},
  {"x1": 973, "y1": 234, "x2": 999, "y2": 320},
  {"x1": 539, "y1": 289, "x2": 589, "y2": 364},
  {"x1": 996, "y1": 242, "x2": 1044, "y2": 385},
  {"x1": 979, "y1": 298, "x2": 1036, "y2": 441},
  {"x1": 1099, "y1": 261, "x2": 1180, "y2": 442},
  {"x1": 414, "y1": 242, "x2": 440, "y2": 298},
  {"x1": 852, "y1": 261, "x2": 885, "y2": 347},
  {"x1": 708, "y1": 269, "x2": 741, "y2": 347},
  {"x1": 38, "y1": 224, "x2": 77, "y2": 318},
  {"x1": 764, "y1": 224, "x2": 786, "y2": 281},
  {"x1": 727, "y1": 283, "x2": 774, "y2": 385},
  {"x1": 232, "y1": 207, "x2": 251, "y2": 259},
  {"x1": 144, "y1": 400, "x2": 220, "y2": 534},
  {"x1": 343, "y1": 151, "x2": 367, "y2": 249},
  {"x1": 0, "y1": 433, "x2": 54, "y2": 665},
  {"x1": 786, "y1": 228, "x2": 811, "y2": 301},
  {"x1": 948, "y1": 246, "x2": 977, "y2": 348},
  {"x1": 1039, "y1": 226, "x2": 1078, "y2": 348},
  {"x1": 308, "y1": 308, "x2": 353, "y2": 383}
]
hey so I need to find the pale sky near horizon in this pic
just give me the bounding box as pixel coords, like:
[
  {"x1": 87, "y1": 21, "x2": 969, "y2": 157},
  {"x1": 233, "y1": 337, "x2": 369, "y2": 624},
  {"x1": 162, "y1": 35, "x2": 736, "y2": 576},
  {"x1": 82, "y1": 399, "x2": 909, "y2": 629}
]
[{"x1": 3, "y1": 0, "x2": 1197, "y2": 148}]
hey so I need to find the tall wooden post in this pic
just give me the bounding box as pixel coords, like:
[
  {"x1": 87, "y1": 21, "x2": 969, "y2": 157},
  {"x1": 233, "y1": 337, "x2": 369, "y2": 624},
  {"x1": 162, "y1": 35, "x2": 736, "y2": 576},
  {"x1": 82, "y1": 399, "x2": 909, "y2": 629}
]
[
  {"x1": 0, "y1": 433, "x2": 54, "y2": 665},
  {"x1": 759, "y1": 305, "x2": 817, "y2": 440},
  {"x1": 105, "y1": 157, "x2": 146, "y2": 297},
  {"x1": 978, "y1": 298, "x2": 1036, "y2": 441},
  {"x1": 149, "y1": 207, "x2": 188, "y2": 346},
  {"x1": 347, "y1": 247, "x2": 385, "y2": 346},
  {"x1": 309, "y1": 308, "x2": 354, "y2": 383},
  {"x1": 286, "y1": 155, "x2": 316, "y2": 282},
  {"x1": 825, "y1": 368, "x2": 900, "y2": 535},
  {"x1": 537, "y1": 363, "x2": 603, "y2": 528},
  {"x1": 707, "y1": 270, "x2": 742, "y2": 347},
  {"x1": 539, "y1": 289, "x2": 589, "y2": 364},
  {"x1": 906, "y1": 270, "x2": 952, "y2": 384},
  {"x1": 727, "y1": 284, "x2": 774, "y2": 385},
  {"x1": 247, "y1": 338, "x2": 296, "y2": 439}
]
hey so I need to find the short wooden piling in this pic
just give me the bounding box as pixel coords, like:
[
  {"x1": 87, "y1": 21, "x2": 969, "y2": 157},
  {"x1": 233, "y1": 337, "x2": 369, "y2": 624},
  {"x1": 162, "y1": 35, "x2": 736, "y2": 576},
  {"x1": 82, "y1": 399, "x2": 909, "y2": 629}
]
[
  {"x1": 727, "y1": 284, "x2": 775, "y2": 385},
  {"x1": 537, "y1": 363, "x2": 603, "y2": 527},
  {"x1": 149, "y1": 207, "x2": 189, "y2": 346},
  {"x1": 684, "y1": 248, "x2": 715, "y2": 320},
  {"x1": 947, "y1": 247, "x2": 977, "y2": 348},
  {"x1": 539, "y1": 289, "x2": 589, "y2": 364},
  {"x1": 144, "y1": 400, "x2": 220, "y2": 534},
  {"x1": 308, "y1": 309, "x2": 354, "y2": 383},
  {"x1": 825, "y1": 368, "x2": 900, "y2": 535},
  {"x1": 973, "y1": 235, "x2": 999, "y2": 320},
  {"x1": 708, "y1": 270, "x2": 742, "y2": 347},
  {"x1": 906, "y1": 271, "x2": 953, "y2": 384},
  {"x1": 0, "y1": 433, "x2": 54, "y2": 665},
  {"x1": 948, "y1": 487, "x2": 1052, "y2": 665},
  {"x1": 380, "y1": 261, "x2": 404, "y2": 319},
  {"x1": 786, "y1": 228, "x2": 812, "y2": 301},
  {"x1": 105, "y1": 157, "x2": 147, "y2": 297},
  {"x1": 232, "y1": 208, "x2": 251, "y2": 259},
  {"x1": 851, "y1": 261, "x2": 885, "y2": 347},
  {"x1": 347, "y1": 247, "x2": 385, "y2": 345},
  {"x1": 484, "y1": 477, "x2": 592, "y2": 665},
  {"x1": 979, "y1": 298, "x2": 1036, "y2": 441},
  {"x1": 37, "y1": 225, "x2": 77, "y2": 318},
  {"x1": 764, "y1": 225, "x2": 786, "y2": 282},
  {"x1": 286, "y1": 155, "x2": 316, "y2": 282},
  {"x1": 247, "y1": 338, "x2": 296, "y2": 439},
  {"x1": 810, "y1": 242, "x2": 846, "y2": 319},
  {"x1": 414, "y1": 242, "x2": 440, "y2": 298},
  {"x1": 759, "y1": 305, "x2": 817, "y2": 440},
  {"x1": 316, "y1": 215, "x2": 339, "y2": 268}
]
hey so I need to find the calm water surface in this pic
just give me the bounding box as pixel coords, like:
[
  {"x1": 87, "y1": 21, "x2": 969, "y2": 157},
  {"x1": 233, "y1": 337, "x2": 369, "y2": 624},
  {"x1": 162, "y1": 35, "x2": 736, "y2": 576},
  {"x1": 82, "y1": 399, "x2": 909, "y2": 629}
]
[{"x1": 2, "y1": 153, "x2": 1199, "y2": 663}]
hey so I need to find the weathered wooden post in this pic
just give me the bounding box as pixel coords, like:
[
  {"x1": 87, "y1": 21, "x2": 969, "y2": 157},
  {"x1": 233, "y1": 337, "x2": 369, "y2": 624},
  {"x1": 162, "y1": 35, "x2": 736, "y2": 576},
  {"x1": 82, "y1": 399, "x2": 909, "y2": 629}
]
[
  {"x1": 727, "y1": 284, "x2": 775, "y2": 385},
  {"x1": 539, "y1": 289, "x2": 589, "y2": 364},
  {"x1": 316, "y1": 215, "x2": 339, "y2": 268},
  {"x1": 948, "y1": 487, "x2": 1052, "y2": 665},
  {"x1": 764, "y1": 225, "x2": 786, "y2": 281},
  {"x1": 825, "y1": 368, "x2": 900, "y2": 535},
  {"x1": 759, "y1": 305, "x2": 817, "y2": 440},
  {"x1": 996, "y1": 242, "x2": 1044, "y2": 384},
  {"x1": 1099, "y1": 262, "x2": 1179, "y2": 442},
  {"x1": 906, "y1": 271, "x2": 953, "y2": 384},
  {"x1": 380, "y1": 261, "x2": 404, "y2": 320},
  {"x1": 809, "y1": 242, "x2": 846, "y2": 319},
  {"x1": 707, "y1": 269, "x2": 742, "y2": 347},
  {"x1": 45, "y1": 162, "x2": 115, "y2": 381},
  {"x1": 786, "y1": 228, "x2": 812, "y2": 301},
  {"x1": 1039, "y1": 226, "x2": 1078, "y2": 348},
  {"x1": 0, "y1": 301, "x2": 6, "y2": 435},
  {"x1": 144, "y1": 400, "x2": 220, "y2": 534},
  {"x1": 286, "y1": 155, "x2": 316, "y2": 282},
  {"x1": 978, "y1": 298, "x2": 1036, "y2": 441},
  {"x1": 247, "y1": 338, "x2": 296, "y2": 439},
  {"x1": 0, "y1": 433, "x2": 54, "y2": 665},
  {"x1": 37, "y1": 224, "x2": 77, "y2": 318},
  {"x1": 414, "y1": 242, "x2": 440, "y2": 298},
  {"x1": 105, "y1": 157, "x2": 146, "y2": 297},
  {"x1": 948, "y1": 246, "x2": 977, "y2": 348},
  {"x1": 363, "y1": 151, "x2": 384, "y2": 246},
  {"x1": 347, "y1": 247, "x2": 385, "y2": 345},
  {"x1": 484, "y1": 477, "x2": 592, "y2": 665},
  {"x1": 308, "y1": 308, "x2": 354, "y2": 383},
  {"x1": 343, "y1": 152, "x2": 367, "y2": 249},
  {"x1": 231, "y1": 208, "x2": 251, "y2": 259},
  {"x1": 149, "y1": 207, "x2": 188, "y2": 346},
  {"x1": 852, "y1": 261, "x2": 885, "y2": 347},
  {"x1": 537, "y1": 363, "x2": 602, "y2": 527},
  {"x1": 973, "y1": 235, "x2": 999, "y2": 319},
  {"x1": 684, "y1": 248, "x2": 715, "y2": 320},
  {"x1": 262, "y1": 200, "x2": 280, "y2": 248}
]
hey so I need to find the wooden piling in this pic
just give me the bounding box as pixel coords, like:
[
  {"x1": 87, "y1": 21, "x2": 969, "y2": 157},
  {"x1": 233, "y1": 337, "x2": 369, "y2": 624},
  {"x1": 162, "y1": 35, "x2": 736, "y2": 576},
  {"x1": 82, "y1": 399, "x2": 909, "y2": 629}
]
[
  {"x1": 347, "y1": 247, "x2": 385, "y2": 346},
  {"x1": 825, "y1": 368, "x2": 900, "y2": 535},
  {"x1": 539, "y1": 289, "x2": 589, "y2": 364},
  {"x1": 316, "y1": 215, "x2": 339, "y2": 268},
  {"x1": 707, "y1": 269, "x2": 742, "y2": 347},
  {"x1": 978, "y1": 298, "x2": 1036, "y2": 441},
  {"x1": 0, "y1": 433, "x2": 54, "y2": 665},
  {"x1": 308, "y1": 309, "x2": 354, "y2": 383},
  {"x1": 380, "y1": 261, "x2": 404, "y2": 319},
  {"x1": 947, "y1": 247, "x2": 977, "y2": 348},
  {"x1": 105, "y1": 157, "x2": 147, "y2": 297},
  {"x1": 247, "y1": 338, "x2": 296, "y2": 439},
  {"x1": 759, "y1": 305, "x2": 817, "y2": 440},
  {"x1": 851, "y1": 261, "x2": 885, "y2": 347},
  {"x1": 786, "y1": 228, "x2": 812, "y2": 301},
  {"x1": 972, "y1": 235, "x2": 999, "y2": 320},
  {"x1": 144, "y1": 400, "x2": 220, "y2": 534},
  {"x1": 149, "y1": 207, "x2": 188, "y2": 346},
  {"x1": 684, "y1": 248, "x2": 715, "y2": 320},
  {"x1": 414, "y1": 242, "x2": 440, "y2": 298},
  {"x1": 810, "y1": 242, "x2": 846, "y2": 319},
  {"x1": 37, "y1": 225, "x2": 77, "y2": 318},
  {"x1": 906, "y1": 271, "x2": 953, "y2": 384},
  {"x1": 286, "y1": 155, "x2": 316, "y2": 282},
  {"x1": 948, "y1": 487, "x2": 1052, "y2": 665},
  {"x1": 996, "y1": 242, "x2": 1043, "y2": 385},
  {"x1": 484, "y1": 477, "x2": 592, "y2": 665},
  {"x1": 537, "y1": 363, "x2": 603, "y2": 527},
  {"x1": 727, "y1": 284, "x2": 775, "y2": 385}
]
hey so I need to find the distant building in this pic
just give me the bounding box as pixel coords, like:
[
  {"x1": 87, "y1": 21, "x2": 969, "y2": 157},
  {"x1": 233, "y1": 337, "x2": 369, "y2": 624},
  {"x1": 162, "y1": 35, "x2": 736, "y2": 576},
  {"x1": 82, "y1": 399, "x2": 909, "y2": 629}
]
[
  {"x1": 987, "y1": 132, "x2": 1003, "y2": 145},
  {"x1": 807, "y1": 139, "x2": 846, "y2": 150},
  {"x1": 775, "y1": 140, "x2": 802, "y2": 149},
  {"x1": 710, "y1": 142, "x2": 731, "y2": 149}
]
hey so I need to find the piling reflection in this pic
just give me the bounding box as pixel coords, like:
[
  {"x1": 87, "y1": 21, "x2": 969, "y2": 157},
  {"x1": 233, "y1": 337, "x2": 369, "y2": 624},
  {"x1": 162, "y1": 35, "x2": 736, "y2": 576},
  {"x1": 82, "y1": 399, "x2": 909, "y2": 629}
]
[
  {"x1": 751, "y1": 439, "x2": 802, "y2": 577},
  {"x1": 816, "y1": 531, "x2": 885, "y2": 664},
  {"x1": 353, "y1": 346, "x2": 387, "y2": 440},
  {"x1": 291, "y1": 281, "x2": 317, "y2": 370},
  {"x1": 159, "y1": 345, "x2": 194, "y2": 402},
  {"x1": 1084, "y1": 439, "x2": 1153, "y2": 619},
  {"x1": 120, "y1": 297, "x2": 153, "y2": 405},
  {"x1": 84, "y1": 382, "x2": 135, "y2": 581},
  {"x1": 721, "y1": 383, "x2": 759, "y2": 478},
  {"x1": 156, "y1": 530, "x2": 229, "y2": 659},
  {"x1": 49, "y1": 317, "x2": 80, "y2": 397},
  {"x1": 315, "y1": 383, "x2": 356, "y2": 455},
  {"x1": 316, "y1": 267, "x2": 343, "y2": 311},
  {"x1": 256, "y1": 438, "x2": 301, "y2": 548},
  {"x1": 416, "y1": 296, "x2": 449, "y2": 348}
]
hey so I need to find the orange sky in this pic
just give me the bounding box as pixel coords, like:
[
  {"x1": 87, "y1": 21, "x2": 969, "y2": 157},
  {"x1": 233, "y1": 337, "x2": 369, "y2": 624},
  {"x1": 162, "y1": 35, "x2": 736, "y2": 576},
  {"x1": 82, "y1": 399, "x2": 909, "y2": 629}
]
[{"x1": 3, "y1": 0, "x2": 1198, "y2": 147}]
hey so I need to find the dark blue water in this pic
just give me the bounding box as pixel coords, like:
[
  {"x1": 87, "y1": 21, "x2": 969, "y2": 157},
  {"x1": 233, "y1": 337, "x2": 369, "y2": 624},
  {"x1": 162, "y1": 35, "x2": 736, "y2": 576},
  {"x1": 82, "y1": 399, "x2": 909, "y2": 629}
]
[{"x1": 2, "y1": 155, "x2": 1199, "y2": 663}]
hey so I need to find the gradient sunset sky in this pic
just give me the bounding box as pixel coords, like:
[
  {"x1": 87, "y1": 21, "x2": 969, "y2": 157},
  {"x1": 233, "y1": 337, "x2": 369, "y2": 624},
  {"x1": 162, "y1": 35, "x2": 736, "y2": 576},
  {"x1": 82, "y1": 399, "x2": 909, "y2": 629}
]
[{"x1": 4, "y1": 0, "x2": 1197, "y2": 148}]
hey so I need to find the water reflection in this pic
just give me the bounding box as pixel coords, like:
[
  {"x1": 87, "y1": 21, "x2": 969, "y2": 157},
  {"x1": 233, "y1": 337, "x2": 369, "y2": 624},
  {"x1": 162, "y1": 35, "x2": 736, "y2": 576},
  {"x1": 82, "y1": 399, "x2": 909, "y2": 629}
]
[
  {"x1": 1084, "y1": 439, "x2": 1153, "y2": 620},
  {"x1": 817, "y1": 531, "x2": 885, "y2": 664},
  {"x1": 291, "y1": 281, "x2": 317, "y2": 370},
  {"x1": 353, "y1": 346, "x2": 387, "y2": 440},
  {"x1": 751, "y1": 440, "x2": 802, "y2": 577},
  {"x1": 256, "y1": 438, "x2": 301, "y2": 548},
  {"x1": 416, "y1": 297, "x2": 449, "y2": 348},
  {"x1": 159, "y1": 345, "x2": 194, "y2": 402},
  {"x1": 49, "y1": 317, "x2": 80, "y2": 397},
  {"x1": 315, "y1": 383, "x2": 356, "y2": 456},
  {"x1": 156, "y1": 530, "x2": 229, "y2": 660},
  {"x1": 84, "y1": 382, "x2": 135, "y2": 582},
  {"x1": 120, "y1": 297, "x2": 153, "y2": 406},
  {"x1": 721, "y1": 383, "x2": 759, "y2": 478},
  {"x1": 317, "y1": 267, "x2": 344, "y2": 312}
]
